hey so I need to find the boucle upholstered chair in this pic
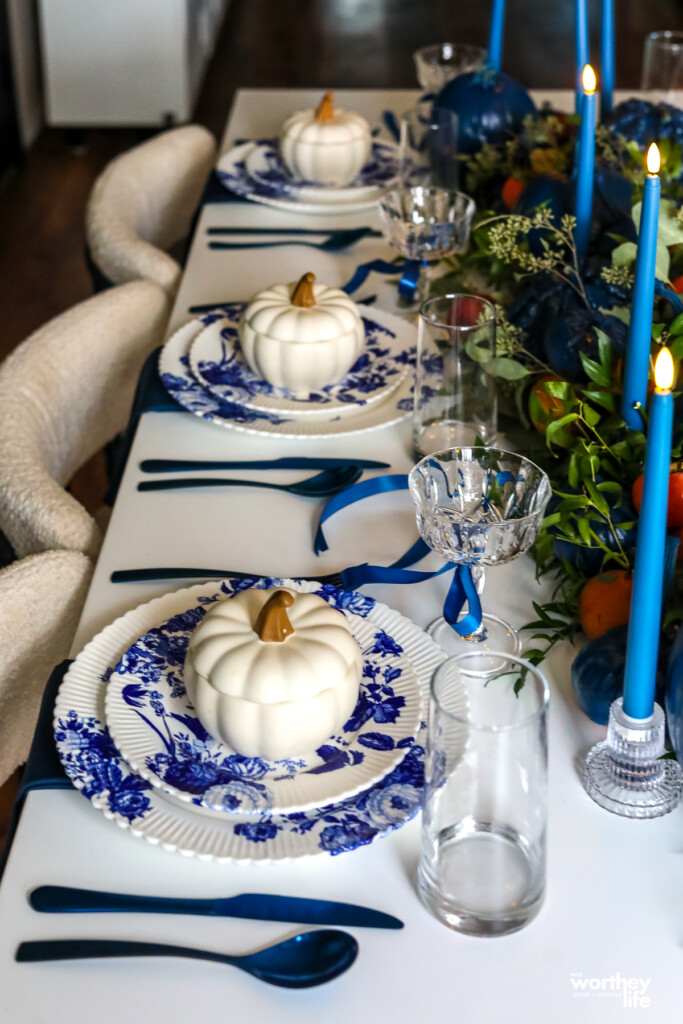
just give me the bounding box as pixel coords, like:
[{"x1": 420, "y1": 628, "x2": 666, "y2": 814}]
[
  {"x1": 0, "y1": 550, "x2": 92, "y2": 785},
  {"x1": 86, "y1": 124, "x2": 216, "y2": 297},
  {"x1": 0, "y1": 280, "x2": 169, "y2": 560}
]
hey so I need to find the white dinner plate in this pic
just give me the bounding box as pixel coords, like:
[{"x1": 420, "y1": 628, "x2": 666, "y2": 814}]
[
  {"x1": 55, "y1": 578, "x2": 453, "y2": 863},
  {"x1": 244, "y1": 138, "x2": 398, "y2": 204},
  {"x1": 215, "y1": 141, "x2": 392, "y2": 216},
  {"x1": 104, "y1": 600, "x2": 423, "y2": 816},
  {"x1": 188, "y1": 304, "x2": 408, "y2": 419},
  {"x1": 159, "y1": 309, "x2": 415, "y2": 439}
]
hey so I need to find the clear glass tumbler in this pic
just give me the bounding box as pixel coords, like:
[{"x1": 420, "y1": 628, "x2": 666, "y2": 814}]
[
  {"x1": 414, "y1": 295, "x2": 497, "y2": 456},
  {"x1": 399, "y1": 103, "x2": 459, "y2": 190},
  {"x1": 418, "y1": 651, "x2": 549, "y2": 936},
  {"x1": 413, "y1": 43, "x2": 487, "y2": 93},
  {"x1": 641, "y1": 30, "x2": 683, "y2": 94}
]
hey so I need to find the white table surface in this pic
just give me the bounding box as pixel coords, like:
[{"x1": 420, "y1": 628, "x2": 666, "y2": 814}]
[{"x1": 2, "y1": 89, "x2": 682, "y2": 1023}]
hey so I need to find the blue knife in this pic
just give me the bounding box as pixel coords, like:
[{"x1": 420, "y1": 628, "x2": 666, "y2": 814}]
[{"x1": 29, "y1": 886, "x2": 403, "y2": 930}]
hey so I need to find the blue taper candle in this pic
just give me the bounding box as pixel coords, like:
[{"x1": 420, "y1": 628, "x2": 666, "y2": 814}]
[
  {"x1": 600, "y1": 0, "x2": 615, "y2": 113},
  {"x1": 574, "y1": 65, "x2": 596, "y2": 257},
  {"x1": 575, "y1": 0, "x2": 589, "y2": 112},
  {"x1": 621, "y1": 144, "x2": 661, "y2": 429},
  {"x1": 488, "y1": 0, "x2": 505, "y2": 71},
  {"x1": 622, "y1": 348, "x2": 675, "y2": 720}
]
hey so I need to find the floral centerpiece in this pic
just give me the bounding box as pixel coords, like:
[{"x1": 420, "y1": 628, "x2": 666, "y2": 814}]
[{"x1": 430, "y1": 98, "x2": 683, "y2": 734}]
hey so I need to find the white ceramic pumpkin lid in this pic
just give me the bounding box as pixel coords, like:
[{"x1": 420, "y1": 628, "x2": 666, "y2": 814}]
[
  {"x1": 243, "y1": 273, "x2": 363, "y2": 342},
  {"x1": 282, "y1": 92, "x2": 370, "y2": 144},
  {"x1": 187, "y1": 587, "x2": 362, "y2": 703}
]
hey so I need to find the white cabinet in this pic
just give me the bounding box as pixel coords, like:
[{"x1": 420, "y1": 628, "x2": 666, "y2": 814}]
[{"x1": 38, "y1": 0, "x2": 228, "y2": 126}]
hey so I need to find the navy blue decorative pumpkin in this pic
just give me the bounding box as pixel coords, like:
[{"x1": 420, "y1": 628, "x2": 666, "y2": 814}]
[
  {"x1": 571, "y1": 625, "x2": 628, "y2": 724},
  {"x1": 434, "y1": 68, "x2": 536, "y2": 156},
  {"x1": 543, "y1": 304, "x2": 627, "y2": 382}
]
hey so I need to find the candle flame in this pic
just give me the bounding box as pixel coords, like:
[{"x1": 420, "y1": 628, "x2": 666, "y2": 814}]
[
  {"x1": 655, "y1": 347, "x2": 674, "y2": 390},
  {"x1": 582, "y1": 64, "x2": 596, "y2": 94},
  {"x1": 647, "y1": 143, "x2": 661, "y2": 174}
]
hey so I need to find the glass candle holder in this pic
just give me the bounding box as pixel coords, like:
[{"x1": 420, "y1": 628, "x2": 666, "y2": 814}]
[
  {"x1": 641, "y1": 31, "x2": 683, "y2": 95},
  {"x1": 413, "y1": 295, "x2": 497, "y2": 456},
  {"x1": 419, "y1": 651, "x2": 549, "y2": 936},
  {"x1": 399, "y1": 103, "x2": 459, "y2": 190},
  {"x1": 413, "y1": 42, "x2": 487, "y2": 93},
  {"x1": 378, "y1": 189, "x2": 475, "y2": 306}
]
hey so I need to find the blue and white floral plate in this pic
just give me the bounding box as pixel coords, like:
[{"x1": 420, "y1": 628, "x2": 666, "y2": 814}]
[
  {"x1": 55, "y1": 579, "x2": 451, "y2": 863},
  {"x1": 216, "y1": 141, "x2": 396, "y2": 215},
  {"x1": 104, "y1": 606, "x2": 422, "y2": 816},
  {"x1": 159, "y1": 312, "x2": 415, "y2": 439},
  {"x1": 244, "y1": 139, "x2": 398, "y2": 204},
  {"x1": 188, "y1": 305, "x2": 408, "y2": 419}
]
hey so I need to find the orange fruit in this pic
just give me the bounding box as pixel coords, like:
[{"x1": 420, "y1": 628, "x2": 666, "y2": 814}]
[
  {"x1": 502, "y1": 176, "x2": 525, "y2": 210},
  {"x1": 632, "y1": 469, "x2": 683, "y2": 528},
  {"x1": 671, "y1": 274, "x2": 683, "y2": 294},
  {"x1": 578, "y1": 570, "x2": 633, "y2": 640},
  {"x1": 528, "y1": 374, "x2": 571, "y2": 435}
]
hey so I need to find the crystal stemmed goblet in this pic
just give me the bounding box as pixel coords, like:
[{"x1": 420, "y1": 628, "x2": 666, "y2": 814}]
[
  {"x1": 409, "y1": 447, "x2": 552, "y2": 666},
  {"x1": 413, "y1": 43, "x2": 487, "y2": 93},
  {"x1": 378, "y1": 186, "x2": 475, "y2": 307}
]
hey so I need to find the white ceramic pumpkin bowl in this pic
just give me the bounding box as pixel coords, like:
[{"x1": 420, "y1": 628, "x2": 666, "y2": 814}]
[
  {"x1": 184, "y1": 587, "x2": 363, "y2": 760},
  {"x1": 280, "y1": 92, "x2": 372, "y2": 186},
  {"x1": 238, "y1": 273, "x2": 366, "y2": 394}
]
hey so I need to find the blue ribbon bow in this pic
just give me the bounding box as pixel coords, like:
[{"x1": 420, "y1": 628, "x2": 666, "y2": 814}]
[{"x1": 315, "y1": 474, "x2": 484, "y2": 635}]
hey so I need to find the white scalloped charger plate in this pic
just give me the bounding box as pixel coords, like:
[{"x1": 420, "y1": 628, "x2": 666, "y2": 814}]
[
  {"x1": 55, "y1": 578, "x2": 454, "y2": 863},
  {"x1": 159, "y1": 310, "x2": 414, "y2": 439},
  {"x1": 104, "y1": 607, "x2": 423, "y2": 816},
  {"x1": 188, "y1": 306, "x2": 408, "y2": 419}
]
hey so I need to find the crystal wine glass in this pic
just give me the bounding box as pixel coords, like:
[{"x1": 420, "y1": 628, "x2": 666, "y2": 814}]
[
  {"x1": 378, "y1": 186, "x2": 475, "y2": 307},
  {"x1": 409, "y1": 447, "x2": 551, "y2": 665},
  {"x1": 413, "y1": 43, "x2": 487, "y2": 93}
]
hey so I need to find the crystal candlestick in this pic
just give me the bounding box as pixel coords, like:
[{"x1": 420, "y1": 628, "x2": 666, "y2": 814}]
[{"x1": 582, "y1": 698, "x2": 683, "y2": 818}]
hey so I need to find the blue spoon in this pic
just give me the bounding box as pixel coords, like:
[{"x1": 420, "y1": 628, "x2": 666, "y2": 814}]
[{"x1": 16, "y1": 930, "x2": 358, "y2": 989}]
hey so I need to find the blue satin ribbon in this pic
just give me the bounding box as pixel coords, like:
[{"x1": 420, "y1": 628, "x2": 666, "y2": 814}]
[
  {"x1": 655, "y1": 279, "x2": 683, "y2": 315},
  {"x1": 315, "y1": 473, "x2": 484, "y2": 635},
  {"x1": 398, "y1": 259, "x2": 425, "y2": 302},
  {"x1": 382, "y1": 110, "x2": 400, "y2": 142},
  {"x1": 341, "y1": 259, "x2": 402, "y2": 295}
]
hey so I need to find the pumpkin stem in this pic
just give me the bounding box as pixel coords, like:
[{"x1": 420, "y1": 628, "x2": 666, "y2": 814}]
[
  {"x1": 315, "y1": 91, "x2": 335, "y2": 123},
  {"x1": 254, "y1": 590, "x2": 295, "y2": 643},
  {"x1": 291, "y1": 272, "x2": 316, "y2": 308}
]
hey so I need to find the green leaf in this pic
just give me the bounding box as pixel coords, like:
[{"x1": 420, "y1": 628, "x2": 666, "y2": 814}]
[
  {"x1": 465, "y1": 337, "x2": 493, "y2": 364},
  {"x1": 582, "y1": 389, "x2": 616, "y2": 412},
  {"x1": 612, "y1": 241, "x2": 636, "y2": 268},
  {"x1": 582, "y1": 404, "x2": 601, "y2": 428},
  {"x1": 656, "y1": 238, "x2": 671, "y2": 281},
  {"x1": 546, "y1": 413, "x2": 580, "y2": 447},
  {"x1": 584, "y1": 478, "x2": 610, "y2": 515},
  {"x1": 579, "y1": 352, "x2": 611, "y2": 387},
  {"x1": 568, "y1": 454, "x2": 579, "y2": 489},
  {"x1": 542, "y1": 512, "x2": 562, "y2": 528},
  {"x1": 670, "y1": 312, "x2": 683, "y2": 336},
  {"x1": 599, "y1": 305, "x2": 630, "y2": 325},
  {"x1": 634, "y1": 198, "x2": 683, "y2": 246},
  {"x1": 487, "y1": 357, "x2": 529, "y2": 380},
  {"x1": 595, "y1": 328, "x2": 613, "y2": 370},
  {"x1": 542, "y1": 379, "x2": 572, "y2": 400},
  {"x1": 577, "y1": 517, "x2": 592, "y2": 544}
]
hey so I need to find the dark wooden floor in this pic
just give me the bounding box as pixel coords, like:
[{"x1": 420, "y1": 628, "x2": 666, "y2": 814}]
[{"x1": 1, "y1": 0, "x2": 682, "y2": 850}]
